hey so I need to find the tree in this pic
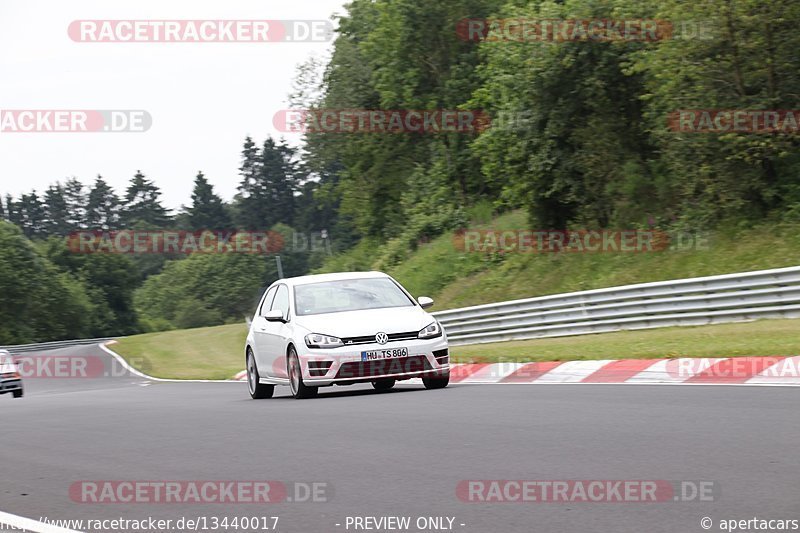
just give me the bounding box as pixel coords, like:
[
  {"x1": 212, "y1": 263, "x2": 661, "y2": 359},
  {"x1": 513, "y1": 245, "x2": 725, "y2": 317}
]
[
  {"x1": 85, "y1": 175, "x2": 121, "y2": 230},
  {"x1": 470, "y1": 0, "x2": 653, "y2": 228},
  {"x1": 302, "y1": 0, "x2": 504, "y2": 240},
  {"x1": 42, "y1": 238, "x2": 141, "y2": 336},
  {"x1": 134, "y1": 253, "x2": 271, "y2": 331},
  {"x1": 232, "y1": 137, "x2": 261, "y2": 229},
  {"x1": 43, "y1": 183, "x2": 70, "y2": 235},
  {"x1": 63, "y1": 178, "x2": 86, "y2": 230},
  {"x1": 259, "y1": 137, "x2": 298, "y2": 226},
  {"x1": 233, "y1": 137, "x2": 298, "y2": 229},
  {"x1": 186, "y1": 171, "x2": 232, "y2": 230},
  {"x1": 5, "y1": 194, "x2": 22, "y2": 227},
  {"x1": 17, "y1": 191, "x2": 46, "y2": 238},
  {"x1": 122, "y1": 171, "x2": 171, "y2": 228},
  {"x1": 628, "y1": 0, "x2": 800, "y2": 226},
  {"x1": 0, "y1": 221, "x2": 93, "y2": 343}
]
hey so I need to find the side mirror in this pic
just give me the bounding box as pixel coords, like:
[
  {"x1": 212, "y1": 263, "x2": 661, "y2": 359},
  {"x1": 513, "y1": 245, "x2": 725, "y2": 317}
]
[
  {"x1": 263, "y1": 309, "x2": 285, "y2": 322},
  {"x1": 418, "y1": 296, "x2": 434, "y2": 309}
]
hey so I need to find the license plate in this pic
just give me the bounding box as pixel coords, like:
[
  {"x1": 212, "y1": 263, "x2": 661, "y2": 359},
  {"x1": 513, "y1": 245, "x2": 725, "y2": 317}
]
[{"x1": 361, "y1": 347, "x2": 409, "y2": 361}]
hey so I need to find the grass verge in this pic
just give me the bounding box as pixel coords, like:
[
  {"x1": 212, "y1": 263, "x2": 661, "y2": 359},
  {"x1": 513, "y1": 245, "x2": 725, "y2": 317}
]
[
  {"x1": 317, "y1": 210, "x2": 800, "y2": 312},
  {"x1": 450, "y1": 318, "x2": 800, "y2": 363},
  {"x1": 110, "y1": 319, "x2": 800, "y2": 379},
  {"x1": 112, "y1": 324, "x2": 246, "y2": 380}
]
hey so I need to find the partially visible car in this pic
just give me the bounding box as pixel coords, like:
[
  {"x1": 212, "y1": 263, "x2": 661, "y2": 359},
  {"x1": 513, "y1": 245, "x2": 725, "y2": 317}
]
[
  {"x1": 0, "y1": 349, "x2": 23, "y2": 399},
  {"x1": 245, "y1": 271, "x2": 450, "y2": 399}
]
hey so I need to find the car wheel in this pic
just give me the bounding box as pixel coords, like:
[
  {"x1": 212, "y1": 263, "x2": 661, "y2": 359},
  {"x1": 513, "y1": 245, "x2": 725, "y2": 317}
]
[
  {"x1": 247, "y1": 349, "x2": 274, "y2": 399},
  {"x1": 372, "y1": 379, "x2": 396, "y2": 391},
  {"x1": 12, "y1": 389, "x2": 23, "y2": 399},
  {"x1": 288, "y1": 347, "x2": 318, "y2": 399},
  {"x1": 422, "y1": 371, "x2": 449, "y2": 390}
]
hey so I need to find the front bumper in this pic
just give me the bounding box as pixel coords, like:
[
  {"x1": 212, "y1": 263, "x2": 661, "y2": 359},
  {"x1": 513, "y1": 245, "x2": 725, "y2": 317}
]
[
  {"x1": 0, "y1": 377, "x2": 23, "y2": 394},
  {"x1": 300, "y1": 337, "x2": 449, "y2": 386}
]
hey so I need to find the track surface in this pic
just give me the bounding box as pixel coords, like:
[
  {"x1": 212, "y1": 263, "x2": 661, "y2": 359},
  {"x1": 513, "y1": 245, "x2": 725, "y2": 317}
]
[{"x1": 1, "y1": 344, "x2": 798, "y2": 533}]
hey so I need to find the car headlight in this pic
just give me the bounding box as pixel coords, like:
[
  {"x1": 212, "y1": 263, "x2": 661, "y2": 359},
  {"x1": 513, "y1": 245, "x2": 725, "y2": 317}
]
[
  {"x1": 418, "y1": 321, "x2": 442, "y2": 339},
  {"x1": 305, "y1": 333, "x2": 344, "y2": 349}
]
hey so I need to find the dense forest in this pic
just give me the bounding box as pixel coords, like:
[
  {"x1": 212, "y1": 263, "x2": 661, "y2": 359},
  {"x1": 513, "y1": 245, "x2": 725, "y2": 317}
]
[{"x1": 2, "y1": 0, "x2": 800, "y2": 343}]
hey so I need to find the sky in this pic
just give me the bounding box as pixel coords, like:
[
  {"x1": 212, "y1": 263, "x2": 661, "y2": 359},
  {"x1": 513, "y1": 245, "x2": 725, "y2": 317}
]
[{"x1": 0, "y1": 0, "x2": 347, "y2": 211}]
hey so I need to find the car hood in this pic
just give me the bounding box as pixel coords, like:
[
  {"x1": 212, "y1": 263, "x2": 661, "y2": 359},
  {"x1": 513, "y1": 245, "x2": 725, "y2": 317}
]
[{"x1": 293, "y1": 306, "x2": 433, "y2": 337}]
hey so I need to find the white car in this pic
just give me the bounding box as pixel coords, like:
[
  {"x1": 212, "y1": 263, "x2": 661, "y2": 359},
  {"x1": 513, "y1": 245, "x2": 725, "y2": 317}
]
[
  {"x1": 0, "y1": 350, "x2": 23, "y2": 399},
  {"x1": 245, "y1": 271, "x2": 450, "y2": 399}
]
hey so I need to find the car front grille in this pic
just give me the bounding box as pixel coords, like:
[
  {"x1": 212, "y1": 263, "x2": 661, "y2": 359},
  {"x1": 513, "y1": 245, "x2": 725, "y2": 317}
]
[
  {"x1": 341, "y1": 331, "x2": 419, "y2": 346},
  {"x1": 334, "y1": 355, "x2": 431, "y2": 380}
]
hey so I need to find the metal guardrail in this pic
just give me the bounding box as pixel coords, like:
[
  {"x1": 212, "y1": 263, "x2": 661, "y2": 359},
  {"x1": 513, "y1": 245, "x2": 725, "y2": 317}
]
[
  {"x1": 432, "y1": 266, "x2": 800, "y2": 346},
  {"x1": 0, "y1": 337, "x2": 117, "y2": 354}
]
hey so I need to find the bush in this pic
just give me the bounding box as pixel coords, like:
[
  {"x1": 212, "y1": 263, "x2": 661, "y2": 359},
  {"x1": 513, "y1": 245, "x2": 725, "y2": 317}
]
[
  {"x1": 134, "y1": 253, "x2": 271, "y2": 331},
  {"x1": 0, "y1": 221, "x2": 94, "y2": 343}
]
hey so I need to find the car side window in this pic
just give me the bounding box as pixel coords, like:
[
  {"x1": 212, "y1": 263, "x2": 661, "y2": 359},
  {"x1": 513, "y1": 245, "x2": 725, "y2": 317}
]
[
  {"x1": 271, "y1": 285, "x2": 290, "y2": 320},
  {"x1": 259, "y1": 287, "x2": 277, "y2": 316}
]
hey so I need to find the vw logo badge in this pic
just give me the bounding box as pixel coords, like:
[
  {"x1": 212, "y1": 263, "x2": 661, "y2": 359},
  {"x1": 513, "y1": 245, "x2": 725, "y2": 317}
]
[{"x1": 375, "y1": 332, "x2": 389, "y2": 345}]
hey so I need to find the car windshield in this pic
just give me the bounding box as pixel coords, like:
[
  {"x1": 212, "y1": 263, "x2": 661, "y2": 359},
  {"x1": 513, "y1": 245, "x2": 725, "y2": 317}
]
[{"x1": 294, "y1": 278, "x2": 415, "y2": 316}]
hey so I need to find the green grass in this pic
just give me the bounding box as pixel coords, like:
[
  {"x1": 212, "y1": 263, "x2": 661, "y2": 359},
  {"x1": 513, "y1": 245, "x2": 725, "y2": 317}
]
[
  {"x1": 109, "y1": 318, "x2": 800, "y2": 379},
  {"x1": 450, "y1": 318, "x2": 800, "y2": 363},
  {"x1": 112, "y1": 324, "x2": 246, "y2": 380},
  {"x1": 431, "y1": 222, "x2": 800, "y2": 310},
  {"x1": 319, "y1": 210, "x2": 800, "y2": 312}
]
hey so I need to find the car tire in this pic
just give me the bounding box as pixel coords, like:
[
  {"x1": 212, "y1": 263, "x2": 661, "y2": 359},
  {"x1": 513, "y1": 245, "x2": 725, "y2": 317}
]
[
  {"x1": 372, "y1": 379, "x2": 396, "y2": 391},
  {"x1": 422, "y1": 372, "x2": 449, "y2": 390},
  {"x1": 288, "y1": 347, "x2": 318, "y2": 399},
  {"x1": 12, "y1": 388, "x2": 23, "y2": 399},
  {"x1": 247, "y1": 349, "x2": 274, "y2": 399}
]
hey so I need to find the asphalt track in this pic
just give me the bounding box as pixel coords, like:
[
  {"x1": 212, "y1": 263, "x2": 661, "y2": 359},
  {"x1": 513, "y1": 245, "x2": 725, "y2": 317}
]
[{"x1": 1, "y1": 344, "x2": 798, "y2": 533}]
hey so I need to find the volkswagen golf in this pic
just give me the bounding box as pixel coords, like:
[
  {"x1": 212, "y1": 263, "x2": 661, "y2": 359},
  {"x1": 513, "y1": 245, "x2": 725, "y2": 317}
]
[{"x1": 245, "y1": 271, "x2": 450, "y2": 399}]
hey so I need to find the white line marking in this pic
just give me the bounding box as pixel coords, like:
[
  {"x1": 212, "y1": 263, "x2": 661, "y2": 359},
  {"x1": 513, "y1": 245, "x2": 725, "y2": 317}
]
[{"x1": 98, "y1": 343, "x2": 242, "y2": 383}]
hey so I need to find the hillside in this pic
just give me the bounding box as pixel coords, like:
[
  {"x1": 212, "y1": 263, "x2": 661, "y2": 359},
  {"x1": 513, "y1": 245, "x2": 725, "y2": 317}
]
[{"x1": 318, "y1": 210, "x2": 800, "y2": 311}]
